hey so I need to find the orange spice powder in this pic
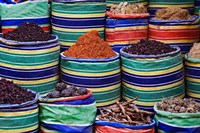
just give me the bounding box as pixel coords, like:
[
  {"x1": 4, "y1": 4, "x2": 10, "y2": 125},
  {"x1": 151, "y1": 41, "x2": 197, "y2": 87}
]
[{"x1": 63, "y1": 30, "x2": 117, "y2": 58}]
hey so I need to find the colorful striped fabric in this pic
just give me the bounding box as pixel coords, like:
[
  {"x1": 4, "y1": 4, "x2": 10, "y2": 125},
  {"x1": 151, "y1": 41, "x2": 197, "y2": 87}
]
[
  {"x1": 95, "y1": 119, "x2": 155, "y2": 133},
  {"x1": 0, "y1": 0, "x2": 50, "y2": 33},
  {"x1": 148, "y1": 0, "x2": 195, "y2": 16},
  {"x1": 0, "y1": 0, "x2": 23, "y2": 4},
  {"x1": 185, "y1": 54, "x2": 200, "y2": 102},
  {"x1": 149, "y1": 16, "x2": 200, "y2": 55},
  {"x1": 39, "y1": 90, "x2": 97, "y2": 133},
  {"x1": 106, "y1": 14, "x2": 149, "y2": 53},
  {"x1": 0, "y1": 35, "x2": 60, "y2": 94},
  {"x1": 194, "y1": 0, "x2": 200, "y2": 15},
  {"x1": 51, "y1": 1, "x2": 106, "y2": 52},
  {"x1": 106, "y1": 0, "x2": 148, "y2": 9},
  {"x1": 0, "y1": 90, "x2": 39, "y2": 133},
  {"x1": 154, "y1": 104, "x2": 200, "y2": 133},
  {"x1": 61, "y1": 53, "x2": 121, "y2": 107},
  {"x1": 121, "y1": 47, "x2": 185, "y2": 111}
]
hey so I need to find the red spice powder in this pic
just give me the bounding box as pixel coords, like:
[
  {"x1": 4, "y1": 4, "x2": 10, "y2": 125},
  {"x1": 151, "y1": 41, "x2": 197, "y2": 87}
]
[{"x1": 63, "y1": 30, "x2": 117, "y2": 58}]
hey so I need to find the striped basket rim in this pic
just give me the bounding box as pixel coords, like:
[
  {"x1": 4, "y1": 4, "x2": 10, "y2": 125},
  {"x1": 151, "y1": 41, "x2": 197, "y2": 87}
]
[
  {"x1": 61, "y1": 52, "x2": 119, "y2": 62},
  {"x1": 120, "y1": 46, "x2": 181, "y2": 59},
  {"x1": 185, "y1": 54, "x2": 200, "y2": 63}
]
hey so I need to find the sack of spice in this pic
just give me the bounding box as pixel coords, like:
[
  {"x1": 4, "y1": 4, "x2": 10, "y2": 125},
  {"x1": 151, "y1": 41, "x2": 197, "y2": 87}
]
[
  {"x1": 185, "y1": 43, "x2": 200, "y2": 102},
  {"x1": 0, "y1": 22, "x2": 60, "y2": 94},
  {"x1": 39, "y1": 83, "x2": 97, "y2": 133},
  {"x1": 154, "y1": 97, "x2": 200, "y2": 133},
  {"x1": 120, "y1": 40, "x2": 185, "y2": 111},
  {"x1": 106, "y1": 2, "x2": 149, "y2": 53},
  {"x1": 0, "y1": 79, "x2": 39, "y2": 132},
  {"x1": 0, "y1": 0, "x2": 50, "y2": 33},
  {"x1": 61, "y1": 30, "x2": 121, "y2": 107},
  {"x1": 95, "y1": 97, "x2": 155, "y2": 133},
  {"x1": 194, "y1": 0, "x2": 200, "y2": 15},
  {"x1": 149, "y1": 7, "x2": 200, "y2": 55}
]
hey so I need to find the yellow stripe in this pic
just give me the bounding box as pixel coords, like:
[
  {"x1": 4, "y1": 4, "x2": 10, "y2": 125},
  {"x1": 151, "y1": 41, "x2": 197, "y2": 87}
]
[
  {"x1": 2, "y1": 24, "x2": 50, "y2": 29},
  {"x1": 62, "y1": 68, "x2": 120, "y2": 77},
  {"x1": 186, "y1": 77, "x2": 200, "y2": 83},
  {"x1": 88, "y1": 83, "x2": 121, "y2": 92},
  {"x1": 149, "y1": 4, "x2": 194, "y2": 8},
  {"x1": 0, "y1": 124, "x2": 38, "y2": 133},
  {"x1": 108, "y1": 40, "x2": 140, "y2": 46},
  {"x1": 0, "y1": 61, "x2": 59, "y2": 69},
  {"x1": 1, "y1": 75, "x2": 59, "y2": 85},
  {"x1": 96, "y1": 97, "x2": 120, "y2": 107},
  {"x1": 52, "y1": 12, "x2": 105, "y2": 18},
  {"x1": 52, "y1": 26, "x2": 104, "y2": 32},
  {"x1": 123, "y1": 79, "x2": 184, "y2": 91},
  {"x1": 0, "y1": 108, "x2": 38, "y2": 116},
  {"x1": 149, "y1": 24, "x2": 199, "y2": 30},
  {"x1": 60, "y1": 41, "x2": 74, "y2": 47},
  {"x1": 185, "y1": 61, "x2": 200, "y2": 67},
  {"x1": 187, "y1": 91, "x2": 200, "y2": 98},
  {"x1": 0, "y1": 45, "x2": 59, "y2": 54},
  {"x1": 106, "y1": 26, "x2": 148, "y2": 32},
  {"x1": 123, "y1": 94, "x2": 185, "y2": 106},
  {"x1": 122, "y1": 63, "x2": 183, "y2": 76},
  {"x1": 148, "y1": 38, "x2": 199, "y2": 44}
]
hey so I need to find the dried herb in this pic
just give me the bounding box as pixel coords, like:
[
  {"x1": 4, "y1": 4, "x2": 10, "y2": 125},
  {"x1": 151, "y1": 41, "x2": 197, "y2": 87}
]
[
  {"x1": 123, "y1": 40, "x2": 176, "y2": 55},
  {"x1": 157, "y1": 97, "x2": 200, "y2": 113},
  {"x1": 0, "y1": 79, "x2": 35, "y2": 104},
  {"x1": 98, "y1": 97, "x2": 154, "y2": 125}
]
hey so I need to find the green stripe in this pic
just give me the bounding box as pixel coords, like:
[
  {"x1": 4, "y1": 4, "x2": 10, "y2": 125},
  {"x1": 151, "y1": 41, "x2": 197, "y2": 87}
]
[
  {"x1": 186, "y1": 81, "x2": 200, "y2": 93},
  {"x1": 61, "y1": 59, "x2": 120, "y2": 73},
  {"x1": 0, "y1": 51, "x2": 59, "y2": 66},
  {"x1": 0, "y1": 112, "x2": 38, "y2": 129},
  {"x1": 1, "y1": 1, "x2": 49, "y2": 18},
  {"x1": 92, "y1": 87, "x2": 121, "y2": 103},
  {"x1": 123, "y1": 84, "x2": 185, "y2": 102},
  {"x1": 121, "y1": 53, "x2": 182, "y2": 72},
  {"x1": 52, "y1": 2, "x2": 105, "y2": 14},
  {"x1": 39, "y1": 102, "x2": 96, "y2": 125},
  {"x1": 22, "y1": 79, "x2": 58, "y2": 94}
]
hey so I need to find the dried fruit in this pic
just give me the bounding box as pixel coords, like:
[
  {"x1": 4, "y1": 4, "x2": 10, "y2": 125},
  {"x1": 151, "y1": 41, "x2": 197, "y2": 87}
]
[
  {"x1": 98, "y1": 97, "x2": 154, "y2": 125},
  {"x1": 123, "y1": 40, "x2": 176, "y2": 55},
  {"x1": 157, "y1": 97, "x2": 200, "y2": 113},
  {"x1": 3, "y1": 22, "x2": 54, "y2": 42},
  {"x1": 45, "y1": 83, "x2": 88, "y2": 98},
  {"x1": 0, "y1": 79, "x2": 35, "y2": 104}
]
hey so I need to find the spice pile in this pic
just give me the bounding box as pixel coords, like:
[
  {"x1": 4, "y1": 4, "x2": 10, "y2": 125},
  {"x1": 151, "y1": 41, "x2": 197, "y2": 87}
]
[
  {"x1": 157, "y1": 97, "x2": 200, "y2": 113},
  {"x1": 45, "y1": 83, "x2": 88, "y2": 98},
  {"x1": 3, "y1": 22, "x2": 54, "y2": 42},
  {"x1": 98, "y1": 97, "x2": 154, "y2": 125},
  {"x1": 0, "y1": 79, "x2": 35, "y2": 104},
  {"x1": 153, "y1": 7, "x2": 193, "y2": 20},
  {"x1": 123, "y1": 40, "x2": 176, "y2": 55},
  {"x1": 63, "y1": 30, "x2": 117, "y2": 58},
  {"x1": 109, "y1": 2, "x2": 147, "y2": 14},
  {"x1": 188, "y1": 43, "x2": 200, "y2": 58}
]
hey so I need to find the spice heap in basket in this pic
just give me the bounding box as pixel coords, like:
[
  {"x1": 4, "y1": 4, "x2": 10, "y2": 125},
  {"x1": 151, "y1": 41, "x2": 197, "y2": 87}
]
[
  {"x1": 0, "y1": 78, "x2": 35, "y2": 104},
  {"x1": 157, "y1": 97, "x2": 200, "y2": 113},
  {"x1": 109, "y1": 2, "x2": 147, "y2": 14},
  {"x1": 63, "y1": 30, "x2": 117, "y2": 58},
  {"x1": 45, "y1": 83, "x2": 88, "y2": 98},
  {"x1": 188, "y1": 43, "x2": 200, "y2": 58},
  {"x1": 153, "y1": 7, "x2": 193, "y2": 20},
  {"x1": 3, "y1": 22, "x2": 54, "y2": 42},
  {"x1": 98, "y1": 97, "x2": 154, "y2": 125}
]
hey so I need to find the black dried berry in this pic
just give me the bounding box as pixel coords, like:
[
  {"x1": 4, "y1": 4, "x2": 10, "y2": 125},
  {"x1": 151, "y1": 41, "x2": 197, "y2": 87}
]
[
  {"x1": 77, "y1": 88, "x2": 87, "y2": 95},
  {"x1": 61, "y1": 89, "x2": 72, "y2": 97},
  {"x1": 55, "y1": 83, "x2": 66, "y2": 91},
  {"x1": 49, "y1": 90, "x2": 60, "y2": 98}
]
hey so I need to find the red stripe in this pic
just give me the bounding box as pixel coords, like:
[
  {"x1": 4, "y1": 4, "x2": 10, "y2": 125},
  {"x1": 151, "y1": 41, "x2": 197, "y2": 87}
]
[
  {"x1": 149, "y1": 28, "x2": 200, "y2": 40},
  {"x1": 2, "y1": 26, "x2": 51, "y2": 34},
  {"x1": 106, "y1": 30, "x2": 148, "y2": 41}
]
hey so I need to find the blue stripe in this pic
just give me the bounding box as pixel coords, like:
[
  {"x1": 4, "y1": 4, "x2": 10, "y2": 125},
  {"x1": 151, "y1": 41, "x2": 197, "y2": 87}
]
[
  {"x1": 41, "y1": 96, "x2": 95, "y2": 105},
  {"x1": 106, "y1": 18, "x2": 148, "y2": 28},
  {"x1": 169, "y1": 43, "x2": 193, "y2": 54},
  {"x1": 1, "y1": 17, "x2": 50, "y2": 27},
  {"x1": 0, "y1": 104, "x2": 38, "y2": 112},
  {"x1": 52, "y1": 16, "x2": 105, "y2": 28},
  {"x1": 186, "y1": 67, "x2": 200, "y2": 78},
  {"x1": 41, "y1": 122, "x2": 93, "y2": 133},
  {"x1": 158, "y1": 121, "x2": 200, "y2": 133},
  {"x1": 22, "y1": 129, "x2": 38, "y2": 133},
  {"x1": 0, "y1": 66, "x2": 59, "y2": 80},
  {"x1": 122, "y1": 69, "x2": 183, "y2": 85},
  {"x1": 61, "y1": 72, "x2": 120, "y2": 86}
]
